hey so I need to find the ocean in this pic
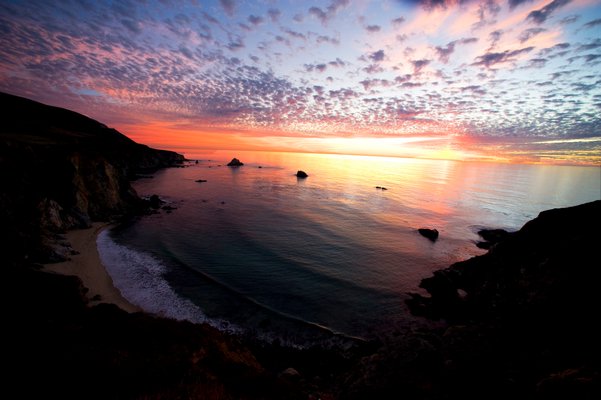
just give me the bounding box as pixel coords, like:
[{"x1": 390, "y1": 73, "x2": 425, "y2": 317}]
[{"x1": 97, "y1": 151, "x2": 601, "y2": 346}]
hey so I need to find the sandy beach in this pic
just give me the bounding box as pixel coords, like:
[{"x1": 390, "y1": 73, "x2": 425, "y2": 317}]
[{"x1": 44, "y1": 223, "x2": 141, "y2": 313}]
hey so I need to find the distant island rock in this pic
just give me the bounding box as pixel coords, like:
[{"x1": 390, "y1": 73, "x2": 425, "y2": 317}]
[
  {"x1": 296, "y1": 170, "x2": 309, "y2": 178},
  {"x1": 418, "y1": 228, "x2": 439, "y2": 242},
  {"x1": 195, "y1": 179, "x2": 207, "y2": 183},
  {"x1": 227, "y1": 158, "x2": 244, "y2": 166}
]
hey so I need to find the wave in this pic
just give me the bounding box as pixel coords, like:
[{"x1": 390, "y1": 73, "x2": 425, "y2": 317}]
[{"x1": 96, "y1": 229, "x2": 239, "y2": 333}]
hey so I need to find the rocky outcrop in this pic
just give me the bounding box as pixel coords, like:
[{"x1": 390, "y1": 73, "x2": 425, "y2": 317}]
[
  {"x1": 0, "y1": 91, "x2": 184, "y2": 262},
  {"x1": 227, "y1": 158, "x2": 244, "y2": 166},
  {"x1": 418, "y1": 228, "x2": 439, "y2": 242},
  {"x1": 344, "y1": 201, "x2": 601, "y2": 399},
  {"x1": 296, "y1": 170, "x2": 308, "y2": 178}
]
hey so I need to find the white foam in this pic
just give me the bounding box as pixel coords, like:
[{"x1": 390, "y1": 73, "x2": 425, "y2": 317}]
[{"x1": 97, "y1": 230, "x2": 239, "y2": 332}]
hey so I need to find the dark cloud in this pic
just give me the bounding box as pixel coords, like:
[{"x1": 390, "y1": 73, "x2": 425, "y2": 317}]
[
  {"x1": 436, "y1": 38, "x2": 477, "y2": 63},
  {"x1": 411, "y1": 59, "x2": 430, "y2": 73},
  {"x1": 293, "y1": 13, "x2": 304, "y2": 22},
  {"x1": 577, "y1": 39, "x2": 601, "y2": 52},
  {"x1": 527, "y1": 0, "x2": 572, "y2": 25},
  {"x1": 527, "y1": 58, "x2": 548, "y2": 68},
  {"x1": 460, "y1": 85, "x2": 486, "y2": 96},
  {"x1": 315, "y1": 35, "x2": 340, "y2": 45},
  {"x1": 248, "y1": 15, "x2": 264, "y2": 26},
  {"x1": 363, "y1": 64, "x2": 384, "y2": 74},
  {"x1": 308, "y1": 0, "x2": 350, "y2": 25},
  {"x1": 473, "y1": 47, "x2": 534, "y2": 68},
  {"x1": 583, "y1": 18, "x2": 601, "y2": 29},
  {"x1": 365, "y1": 25, "x2": 381, "y2": 33},
  {"x1": 121, "y1": 18, "x2": 142, "y2": 34},
  {"x1": 304, "y1": 63, "x2": 327, "y2": 73},
  {"x1": 267, "y1": 8, "x2": 281, "y2": 23},
  {"x1": 583, "y1": 54, "x2": 601, "y2": 63},
  {"x1": 220, "y1": 0, "x2": 235, "y2": 17},
  {"x1": 559, "y1": 15, "x2": 579, "y2": 25},
  {"x1": 508, "y1": 0, "x2": 534, "y2": 9},
  {"x1": 283, "y1": 28, "x2": 306, "y2": 40},
  {"x1": 539, "y1": 42, "x2": 570, "y2": 55},
  {"x1": 359, "y1": 78, "x2": 391, "y2": 90},
  {"x1": 369, "y1": 50, "x2": 385, "y2": 62},
  {"x1": 328, "y1": 58, "x2": 346, "y2": 67},
  {"x1": 519, "y1": 27, "x2": 545, "y2": 43},
  {"x1": 391, "y1": 17, "x2": 405, "y2": 27},
  {"x1": 202, "y1": 12, "x2": 219, "y2": 25}
]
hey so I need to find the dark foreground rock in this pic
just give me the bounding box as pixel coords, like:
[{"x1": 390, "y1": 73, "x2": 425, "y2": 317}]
[
  {"x1": 476, "y1": 228, "x2": 511, "y2": 249},
  {"x1": 296, "y1": 170, "x2": 308, "y2": 178},
  {"x1": 374, "y1": 200, "x2": 601, "y2": 400}
]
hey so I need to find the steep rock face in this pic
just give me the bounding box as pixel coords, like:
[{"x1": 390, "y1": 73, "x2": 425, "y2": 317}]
[
  {"x1": 344, "y1": 201, "x2": 601, "y2": 399},
  {"x1": 0, "y1": 92, "x2": 184, "y2": 262}
]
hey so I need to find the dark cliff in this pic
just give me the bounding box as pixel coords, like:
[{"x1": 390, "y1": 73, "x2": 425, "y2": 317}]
[
  {"x1": 0, "y1": 92, "x2": 184, "y2": 262},
  {"x1": 343, "y1": 200, "x2": 601, "y2": 399}
]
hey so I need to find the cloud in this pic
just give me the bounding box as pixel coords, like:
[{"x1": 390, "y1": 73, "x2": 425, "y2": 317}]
[
  {"x1": 369, "y1": 49, "x2": 385, "y2": 62},
  {"x1": 473, "y1": 47, "x2": 534, "y2": 68},
  {"x1": 411, "y1": 59, "x2": 431, "y2": 73},
  {"x1": 365, "y1": 25, "x2": 381, "y2": 33},
  {"x1": 267, "y1": 8, "x2": 281, "y2": 23},
  {"x1": 248, "y1": 15, "x2": 264, "y2": 26},
  {"x1": 220, "y1": 0, "x2": 235, "y2": 17},
  {"x1": 283, "y1": 28, "x2": 306, "y2": 40},
  {"x1": 363, "y1": 64, "x2": 384, "y2": 74},
  {"x1": 508, "y1": 0, "x2": 534, "y2": 9},
  {"x1": 315, "y1": 34, "x2": 340, "y2": 45},
  {"x1": 582, "y1": 18, "x2": 601, "y2": 29},
  {"x1": 305, "y1": 63, "x2": 328, "y2": 73},
  {"x1": 392, "y1": 17, "x2": 405, "y2": 27},
  {"x1": 519, "y1": 27, "x2": 546, "y2": 43},
  {"x1": 577, "y1": 39, "x2": 601, "y2": 52},
  {"x1": 308, "y1": 0, "x2": 350, "y2": 25},
  {"x1": 526, "y1": 57, "x2": 548, "y2": 68},
  {"x1": 527, "y1": 0, "x2": 572, "y2": 25}
]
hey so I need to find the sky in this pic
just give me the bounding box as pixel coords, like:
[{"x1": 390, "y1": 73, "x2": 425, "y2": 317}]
[{"x1": 1, "y1": 0, "x2": 600, "y2": 164}]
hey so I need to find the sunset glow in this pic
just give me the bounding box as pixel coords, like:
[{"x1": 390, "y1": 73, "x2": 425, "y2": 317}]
[{"x1": 1, "y1": 0, "x2": 600, "y2": 164}]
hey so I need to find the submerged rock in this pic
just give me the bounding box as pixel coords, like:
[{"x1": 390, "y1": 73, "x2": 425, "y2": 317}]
[
  {"x1": 296, "y1": 170, "x2": 309, "y2": 178},
  {"x1": 418, "y1": 228, "x2": 439, "y2": 242},
  {"x1": 227, "y1": 158, "x2": 244, "y2": 166}
]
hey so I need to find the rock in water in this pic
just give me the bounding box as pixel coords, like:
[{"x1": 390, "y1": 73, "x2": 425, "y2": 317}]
[
  {"x1": 296, "y1": 170, "x2": 308, "y2": 178},
  {"x1": 227, "y1": 158, "x2": 244, "y2": 166},
  {"x1": 418, "y1": 228, "x2": 439, "y2": 242}
]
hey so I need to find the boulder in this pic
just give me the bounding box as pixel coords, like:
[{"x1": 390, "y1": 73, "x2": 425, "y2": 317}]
[
  {"x1": 418, "y1": 228, "x2": 439, "y2": 242},
  {"x1": 227, "y1": 158, "x2": 244, "y2": 166},
  {"x1": 296, "y1": 170, "x2": 308, "y2": 178}
]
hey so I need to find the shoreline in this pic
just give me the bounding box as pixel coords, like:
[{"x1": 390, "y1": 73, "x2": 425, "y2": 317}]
[{"x1": 44, "y1": 222, "x2": 141, "y2": 313}]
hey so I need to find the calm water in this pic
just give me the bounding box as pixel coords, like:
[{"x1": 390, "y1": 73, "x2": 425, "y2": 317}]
[{"x1": 98, "y1": 151, "x2": 601, "y2": 345}]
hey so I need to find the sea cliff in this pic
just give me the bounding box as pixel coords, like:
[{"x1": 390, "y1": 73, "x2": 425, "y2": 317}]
[{"x1": 0, "y1": 92, "x2": 184, "y2": 262}]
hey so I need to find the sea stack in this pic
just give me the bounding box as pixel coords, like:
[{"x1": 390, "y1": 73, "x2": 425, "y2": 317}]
[
  {"x1": 296, "y1": 170, "x2": 308, "y2": 178},
  {"x1": 227, "y1": 158, "x2": 244, "y2": 166},
  {"x1": 418, "y1": 228, "x2": 439, "y2": 242}
]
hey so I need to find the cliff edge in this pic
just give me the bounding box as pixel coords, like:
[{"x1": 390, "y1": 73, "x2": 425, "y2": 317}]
[{"x1": 0, "y1": 92, "x2": 184, "y2": 262}]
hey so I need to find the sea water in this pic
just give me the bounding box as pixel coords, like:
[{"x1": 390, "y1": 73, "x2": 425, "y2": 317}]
[{"x1": 97, "y1": 151, "x2": 601, "y2": 344}]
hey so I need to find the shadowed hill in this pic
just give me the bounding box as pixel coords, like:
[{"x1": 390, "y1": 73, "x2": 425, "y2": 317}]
[{"x1": 0, "y1": 91, "x2": 184, "y2": 262}]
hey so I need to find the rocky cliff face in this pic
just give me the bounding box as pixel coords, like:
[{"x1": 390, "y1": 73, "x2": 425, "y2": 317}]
[
  {"x1": 343, "y1": 200, "x2": 601, "y2": 399},
  {"x1": 0, "y1": 91, "x2": 184, "y2": 262}
]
